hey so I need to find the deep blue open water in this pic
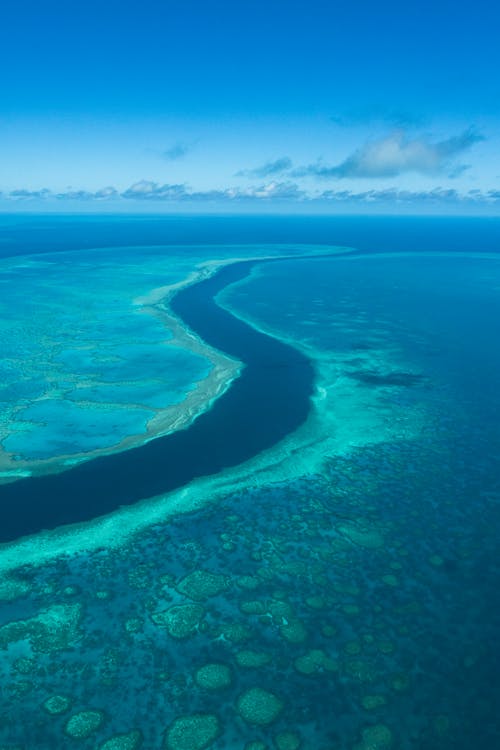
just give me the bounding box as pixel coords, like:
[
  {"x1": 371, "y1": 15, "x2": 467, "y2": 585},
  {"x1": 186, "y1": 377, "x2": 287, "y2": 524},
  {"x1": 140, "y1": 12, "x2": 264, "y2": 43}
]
[{"x1": 0, "y1": 215, "x2": 499, "y2": 750}]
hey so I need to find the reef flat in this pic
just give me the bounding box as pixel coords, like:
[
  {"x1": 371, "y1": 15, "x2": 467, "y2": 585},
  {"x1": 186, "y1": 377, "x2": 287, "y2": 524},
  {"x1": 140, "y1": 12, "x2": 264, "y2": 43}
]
[{"x1": 0, "y1": 246, "x2": 216, "y2": 480}]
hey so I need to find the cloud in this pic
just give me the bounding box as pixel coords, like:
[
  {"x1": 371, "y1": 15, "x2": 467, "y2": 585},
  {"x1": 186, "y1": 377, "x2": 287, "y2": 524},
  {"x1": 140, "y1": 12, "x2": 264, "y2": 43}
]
[
  {"x1": 8, "y1": 188, "x2": 52, "y2": 200},
  {"x1": 120, "y1": 180, "x2": 305, "y2": 202},
  {"x1": 162, "y1": 142, "x2": 190, "y2": 161},
  {"x1": 2, "y1": 182, "x2": 500, "y2": 210},
  {"x1": 296, "y1": 128, "x2": 484, "y2": 179},
  {"x1": 236, "y1": 181, "x2": 306, "y2": 200},
  {"x1": 315, "y1": 187, "x2": 500, "y2": 206},
  {"x1": 54, "y1": 186, "x2": 119, "y2": 201},
  {"x1": 3, "y1": 181, "x2": 306, "y2": 204},
  {"x1": 94, "y1": 186, "x2": 119, "y2": 199},
  {"x1": 236, "y1": 157, "x2": 293, "y2": 178},
  {"x1": 121, "y1": 180, "x2": 188, "y2": 200},
  {"x1": 7, "y1": 187, "x2": 119, "y2": 201}
]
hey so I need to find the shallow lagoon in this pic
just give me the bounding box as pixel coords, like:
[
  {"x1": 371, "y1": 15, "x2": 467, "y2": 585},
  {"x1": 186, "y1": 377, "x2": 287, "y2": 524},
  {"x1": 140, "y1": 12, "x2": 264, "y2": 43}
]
[
  {"x1": 0, "y1": 246, "x2": 208, "y2": 472},
  {"x1": 0, "y1": 217, "x2": 499, "y2": 749}
]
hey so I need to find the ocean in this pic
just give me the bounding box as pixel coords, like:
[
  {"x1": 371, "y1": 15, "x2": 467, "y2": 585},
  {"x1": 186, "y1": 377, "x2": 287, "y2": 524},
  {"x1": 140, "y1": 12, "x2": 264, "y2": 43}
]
[{"x1": 0, "y1": 214, "x2": 499, "y2": 749}]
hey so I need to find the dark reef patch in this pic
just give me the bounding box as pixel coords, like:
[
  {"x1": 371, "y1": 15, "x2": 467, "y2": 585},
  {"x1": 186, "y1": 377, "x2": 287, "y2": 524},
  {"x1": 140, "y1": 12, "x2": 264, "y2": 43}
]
[{"x1": 347, "y1": 370, "x2": 426, "y2": 387}]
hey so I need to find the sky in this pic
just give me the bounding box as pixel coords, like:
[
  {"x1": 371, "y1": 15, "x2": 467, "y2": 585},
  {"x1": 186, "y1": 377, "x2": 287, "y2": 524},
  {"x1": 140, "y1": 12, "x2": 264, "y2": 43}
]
[{"x1": 1, "y1": 0, "x2": 499, "y2": 214}]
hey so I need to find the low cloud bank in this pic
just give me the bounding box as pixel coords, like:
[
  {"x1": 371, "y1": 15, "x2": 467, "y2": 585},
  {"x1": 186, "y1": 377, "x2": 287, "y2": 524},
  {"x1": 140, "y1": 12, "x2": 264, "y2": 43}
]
[{"x1": 2, "y1": 181, "x2": 499, "y2": 209}]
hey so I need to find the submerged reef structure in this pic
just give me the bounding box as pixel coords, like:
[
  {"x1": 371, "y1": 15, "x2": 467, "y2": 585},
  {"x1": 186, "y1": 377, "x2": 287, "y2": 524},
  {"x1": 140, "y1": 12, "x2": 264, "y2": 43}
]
[
  {"x1": 1, "y1": 242, "x2": 499, "y2": 749},
  {"x1": 0, "y1": 603, "x2": 82, "y2": 653},
  {"x1": 151, "y1": 604, "x2": 205, "y2": 639},
  {"x1": 195, "y1": 663, "x2": 232, "y2": 690},
  {"x1": 165, "y1": 714, "x2": 220, "y2": 750},
  {"x1": 0, "y1": 254, "x2": 323, "y2": 542},
  {"x1": 236, "y1": 687, "x2": 284, "y2": 726},
  {"x1": 65, "y1": 710, "x2": 105, "y2": 740}
]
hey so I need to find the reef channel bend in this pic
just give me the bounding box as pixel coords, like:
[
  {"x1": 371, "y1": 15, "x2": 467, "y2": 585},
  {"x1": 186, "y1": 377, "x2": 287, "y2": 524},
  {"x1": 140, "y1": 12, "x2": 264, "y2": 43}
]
[{"x1": 0, "y1": 257, "x2": 320, "y2": 543}]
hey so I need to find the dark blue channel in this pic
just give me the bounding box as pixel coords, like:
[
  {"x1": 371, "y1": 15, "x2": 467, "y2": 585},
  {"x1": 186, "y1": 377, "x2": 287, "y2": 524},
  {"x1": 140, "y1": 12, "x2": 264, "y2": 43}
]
[{"x1": 0, "y1": 257, "x2": 321, "y2": 543}]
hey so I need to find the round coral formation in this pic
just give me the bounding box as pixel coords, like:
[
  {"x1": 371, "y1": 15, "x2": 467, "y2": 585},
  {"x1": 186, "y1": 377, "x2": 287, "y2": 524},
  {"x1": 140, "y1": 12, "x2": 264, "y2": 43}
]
[
  {"x1": 355, "y1": 724, "x2": 393, "y2": 750},
  {"x1": 274, "y1": 731, "x2": 301, "y2": 750},
  {"x1": 99, "y1": 729, "x2": 143, "y2": 750},
  {"x1": 345, "y1": 641, "x2": 362, "y2": 656},
  {"x1": 176, "y1": 570, "x2": 228, "y2": 600},
  {"x1": 294, "y1": 649, "x2": 337, "y2": 675},
  {"x1": 237, "y1": 687, "x2": 284, "y2": 726},
  {"x1": 381, "y1": 574, "x2": 398, "y2": 587},
  {"x1": 218, "y1": 622, "x2": 253, "y2": 643},
  {"x1": 237, "y1": 575, "x2": 260, "y2": 590},
  {"x1": 305, "y1": 595, "x2": 326, "y2": 610},
  {"x1": 195, "y1": 663, "x2": 232, "y2": 690},
  {"x1": 268, "y1": 600, "x2": 293, "y2": 620},
  {"x1": 279, "y1": 618, "x2": 307, "y2": 643},
  {"x1": 361, "y1": 695, "x2": 387, "y2": 711},
  {"x1": 43, "y1": 694, "x2": 71, "y2": 715},
  {"x1": 152, "y1": 604, "x2": 205, "y2": 639},
  {"x1": 165, "y1": 714, "x2": 220, "y2": 750},
  {"x1": 65, "y1": 710, "x2": 104, "y2": 739},
  {"x1": 391, "y1": 673, "x2": 410, "y2": 692},
  {"x1": 240, "y1": 600, "x2": 266, "y2": 615}
]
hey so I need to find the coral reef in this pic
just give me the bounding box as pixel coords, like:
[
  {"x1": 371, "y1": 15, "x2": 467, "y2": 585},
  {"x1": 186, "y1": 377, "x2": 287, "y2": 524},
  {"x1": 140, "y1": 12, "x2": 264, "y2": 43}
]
[{"x1": 237, "y1": 688, "x2": 284, "y2": 726}]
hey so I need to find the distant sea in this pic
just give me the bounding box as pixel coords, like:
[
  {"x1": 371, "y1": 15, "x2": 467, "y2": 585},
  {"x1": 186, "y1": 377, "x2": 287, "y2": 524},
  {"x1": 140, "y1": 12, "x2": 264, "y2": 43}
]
[
  {"x1": 1, "y1": 213, "x2": 500, "y2": 259},
  {"x1": 0, "y1": 214, "x2": 499, "y2": 750}
]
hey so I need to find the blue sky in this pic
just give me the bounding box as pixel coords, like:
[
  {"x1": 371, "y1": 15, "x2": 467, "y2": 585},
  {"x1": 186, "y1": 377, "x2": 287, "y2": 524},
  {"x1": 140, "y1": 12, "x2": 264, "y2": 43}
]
[{"x1": 1, "y1": 0, "x2": 499, "y2": 213}]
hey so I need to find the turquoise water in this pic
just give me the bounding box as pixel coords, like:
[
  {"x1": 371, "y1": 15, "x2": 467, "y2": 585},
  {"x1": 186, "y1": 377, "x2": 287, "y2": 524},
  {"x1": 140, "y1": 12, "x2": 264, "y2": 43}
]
[
  {"x1": 0, "y1": 216, "x2": 499, "y2": 749},
  {"x1": 0, "y1": 246, "x2": 215, "y2": 468},
  {"x1": 3, "y1": 400, "x2": 155, "y2": 459}
]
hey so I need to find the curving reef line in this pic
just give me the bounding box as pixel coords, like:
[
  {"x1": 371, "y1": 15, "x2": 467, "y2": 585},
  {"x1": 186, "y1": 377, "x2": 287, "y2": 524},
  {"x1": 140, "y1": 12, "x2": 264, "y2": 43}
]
[{"x1": 0, "y1": 257, "x2": 316, "y2": 543}]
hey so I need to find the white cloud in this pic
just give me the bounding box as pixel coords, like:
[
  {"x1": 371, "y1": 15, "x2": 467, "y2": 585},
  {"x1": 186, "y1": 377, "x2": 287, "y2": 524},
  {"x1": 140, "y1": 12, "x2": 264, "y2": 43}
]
[
  {"x1": 236, "y1": 157, "x2": 293, "y2": 178},
  {"x1": 2, "y1": 181, "x2": 500, "y2": 212},
  {"x1": 296, "y1": 128, "x2": 484, "y2": 179},
  {"x1": 237, "y1": 181, "x2": 305, "y2": 200},
  {"x1": 121, "y1": 181, "x2": 188, "y2": 200}
]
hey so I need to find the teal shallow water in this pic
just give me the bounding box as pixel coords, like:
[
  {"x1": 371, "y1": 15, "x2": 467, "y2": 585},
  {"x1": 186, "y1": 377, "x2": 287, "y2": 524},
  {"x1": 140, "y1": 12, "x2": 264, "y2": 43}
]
[
  {"x1": 0, "y1": 246, "x2": 209, "y2": 467},
  {"x1": 0, "y1": 217, "x2": 499, "y2": 749}
]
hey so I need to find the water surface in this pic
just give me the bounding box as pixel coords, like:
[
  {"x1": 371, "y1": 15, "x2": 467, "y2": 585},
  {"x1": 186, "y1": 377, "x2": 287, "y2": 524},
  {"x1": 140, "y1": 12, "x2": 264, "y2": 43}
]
[{"x1": 0, "y1": 216, "x2": 499, "y2": 750}]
